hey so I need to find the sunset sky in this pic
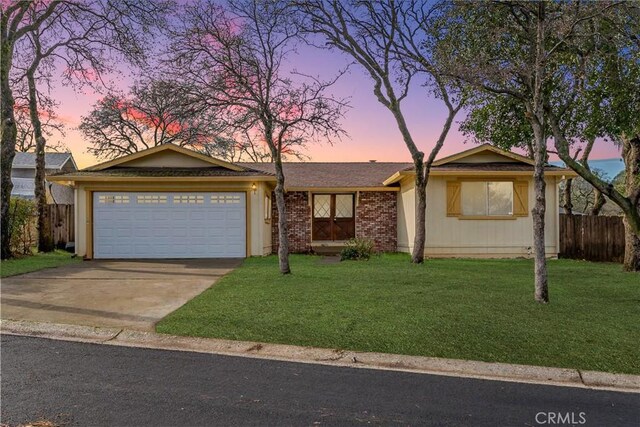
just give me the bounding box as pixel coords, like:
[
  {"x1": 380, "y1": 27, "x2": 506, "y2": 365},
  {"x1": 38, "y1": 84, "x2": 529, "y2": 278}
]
[{"x1": 48, "y1": 43, "x2": 622, "y2": 169}]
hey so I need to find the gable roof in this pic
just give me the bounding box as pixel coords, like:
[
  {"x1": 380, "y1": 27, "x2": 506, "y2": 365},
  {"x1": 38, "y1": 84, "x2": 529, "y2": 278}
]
[
  {"x1": 13, "y1": 152, "x2": 76, "y2": 170},
  {"x1": 86, "y1": 144, "x2": 245, "y2": 172},
  {"x1": 432, "y1": 143, "x2": 536, "y2": 166},
  {"x1": 383, "y1": 145, "x2": 575, "y2": 185},
  {"x1": 239, "y1": 162, "x2": 413, "y2": 189}
]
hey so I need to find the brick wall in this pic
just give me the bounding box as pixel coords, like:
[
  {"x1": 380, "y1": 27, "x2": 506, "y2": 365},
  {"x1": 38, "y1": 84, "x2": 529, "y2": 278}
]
[
  {"x1": 271, "y1": 191, "x2": 312, "y2": 253},
  {"x1": 272, "y1": 190, "x2": 398, "y2": 254},
  {"x1": 356, "y1": 191, "x2": 397, "y2": 252}
]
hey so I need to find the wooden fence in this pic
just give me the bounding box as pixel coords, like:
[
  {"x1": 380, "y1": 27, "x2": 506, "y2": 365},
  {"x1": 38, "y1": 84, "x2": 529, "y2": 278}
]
[
  {"x1": 559, "y1": 214, "x2": 624, "y2": 263},
  {"x1": 47, "y1": 204, "x2": 74, "y2": 247}
]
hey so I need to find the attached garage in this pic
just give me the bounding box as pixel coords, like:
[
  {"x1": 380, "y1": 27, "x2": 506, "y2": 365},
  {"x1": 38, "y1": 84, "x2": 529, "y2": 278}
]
[
  {"x1": 48, "y1": 144, "x2": 276, "y2": 259},
  {"x1": 93, "y1": 192, "x2": 246, "y2": 259}
]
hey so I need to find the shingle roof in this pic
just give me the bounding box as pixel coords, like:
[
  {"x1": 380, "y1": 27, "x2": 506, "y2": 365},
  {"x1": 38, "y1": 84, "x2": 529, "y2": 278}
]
[
  {"x1": 51, "y1": 166, "x2": 274, "y2": 178},
  {"x1": 427, "y1": 162, "x2": 567, "y2": 172},
  {"x1": 11, "y1": 177, "x2": 74, "y2": 203},
  {"x1": 239, "y1": 162, "x2": 413, "y2": 188},
  {"x1": 13, "y1": 152, "x2": 74, "y2": 169}
]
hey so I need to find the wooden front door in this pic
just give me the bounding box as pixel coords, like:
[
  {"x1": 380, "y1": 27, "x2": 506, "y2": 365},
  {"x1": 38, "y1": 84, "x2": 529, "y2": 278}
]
[{"x1": 312, "y1": 194, "x2": 355, "y2": 241}]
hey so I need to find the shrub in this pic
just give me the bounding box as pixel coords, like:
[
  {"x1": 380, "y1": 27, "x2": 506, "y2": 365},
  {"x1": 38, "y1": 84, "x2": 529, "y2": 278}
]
[
  {"x1": 340, "y1": 238, "x2": 375, "y2": 261},
  {"x1": 9, "y1": 197, "x2": 37, "y2": 256}
]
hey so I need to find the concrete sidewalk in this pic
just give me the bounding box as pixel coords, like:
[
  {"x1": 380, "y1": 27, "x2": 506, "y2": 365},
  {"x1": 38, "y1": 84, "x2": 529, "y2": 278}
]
[{"x1": 2, "y1": 319, "x2": 638, "y2": 394}]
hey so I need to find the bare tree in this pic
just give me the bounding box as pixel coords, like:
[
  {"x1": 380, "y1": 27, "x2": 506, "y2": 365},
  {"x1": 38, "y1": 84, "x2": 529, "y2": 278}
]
[
  {"x1": 1, "y1": 1, "x2": 60, "y2": 259},
  {"x1": 169, "y1": 0, "x2": 347, "y2": 273},
  {"x1": 13, "y1": 89, "x2": 65, "y2": 153},
  {"x1": 297, "y1": 0, "x2": 464, "y2": 264},
  {"x1": 80, "y1": 79, "x2": 232, "y2": 160},
  {"x1": 1, "y1": 0, "x2": 171, "y2": 258}
]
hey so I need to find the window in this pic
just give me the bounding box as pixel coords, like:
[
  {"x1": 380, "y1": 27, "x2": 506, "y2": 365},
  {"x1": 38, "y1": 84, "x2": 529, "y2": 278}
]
[
  {"x1": 211, "y1": 194, "x2": 241, "y2": 204},
  {"x1": 313, "y1": 194, "x2": 331, "y2": 218},
  {"x1": 174, "y1": 195, "x2": 204, "y2": 204},
  {"x1": 98, "y1": 194, "x2": 129, "y2": 204},
  {"x1": 335, "y1": 194, "x2": 353, "y2": 218},
  {"x1": 461, "y1": 181, "x2": 513, "y2": 216},
  {"x1": 137, "y1": 194, "x2": 167, "y2": 204},
  {"x1": 264, "y1": 194, "x2": 272, "y2": 221}
]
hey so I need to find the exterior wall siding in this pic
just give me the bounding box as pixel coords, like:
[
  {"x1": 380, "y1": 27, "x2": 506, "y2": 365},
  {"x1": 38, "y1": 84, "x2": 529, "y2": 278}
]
[
  {"x1": 398, "y1": 175, "x2": 561, "y2": 258},
  {"x1": 356, "y1": 191, "x2": 397, "y2": 252},
  {"x1": 271, "y1": 191, "x2": 312, "y2": 253}
]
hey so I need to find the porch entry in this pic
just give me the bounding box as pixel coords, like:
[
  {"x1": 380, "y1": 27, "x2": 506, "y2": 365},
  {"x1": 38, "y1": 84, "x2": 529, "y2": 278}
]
[{"x1": 312, "y1": 194, "x2": 355, "y2": 241}]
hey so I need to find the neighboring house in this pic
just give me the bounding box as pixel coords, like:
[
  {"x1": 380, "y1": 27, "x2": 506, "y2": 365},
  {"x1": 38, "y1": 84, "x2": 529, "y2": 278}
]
[
  {"x1": 48, "y1": 143, "x2": 575, "y2": 259},
  {"x1": 11, "y1": 152, "x2": 78, "y2": 205}
]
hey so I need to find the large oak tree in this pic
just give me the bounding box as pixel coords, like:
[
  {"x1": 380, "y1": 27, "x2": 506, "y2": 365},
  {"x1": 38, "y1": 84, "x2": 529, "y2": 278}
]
[
  {"x1": 169, "y1": 0, "x2": 347, "y2": 273},
  {"x1": 297, "y1": 0, "x2": 464, "y2": 264},
  {"x1": 1, "y1": 0, "x2": 170, "y2": 258}
]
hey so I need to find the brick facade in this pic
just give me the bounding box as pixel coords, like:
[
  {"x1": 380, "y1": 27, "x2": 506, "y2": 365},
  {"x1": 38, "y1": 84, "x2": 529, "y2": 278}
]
[
  {"x1": 355, "y1": 191, "x2": 397, "y2": 252},
  {"x1": 271, "y1": 191, "x2": 312, "y2": 253},
  {"x1": 271, "y1": 190, "x2": 398, "y2": 254}
]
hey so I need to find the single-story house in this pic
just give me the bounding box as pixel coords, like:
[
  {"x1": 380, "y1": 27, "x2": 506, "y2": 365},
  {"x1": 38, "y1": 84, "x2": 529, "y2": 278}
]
[
  {"x1": 11, "y1": 152, "x2": 78, "y2": 204},
  {"x1": 48, "y1": 143, "x2": 575, "y2": 259}
]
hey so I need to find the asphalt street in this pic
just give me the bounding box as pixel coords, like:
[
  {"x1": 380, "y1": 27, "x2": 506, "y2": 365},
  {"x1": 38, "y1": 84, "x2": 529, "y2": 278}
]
[{"x1": 1, "y1": 335, "x2": 638, "y2": 426}]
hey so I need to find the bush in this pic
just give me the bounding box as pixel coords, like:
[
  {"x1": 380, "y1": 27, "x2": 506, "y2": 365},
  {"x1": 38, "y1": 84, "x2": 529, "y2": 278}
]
[
  {"x1": 340, "y1": 238, "x2": 375, "y2": 261},
  {"x1": 9, "y1": 197, "x2": 37, "y2": 256}
]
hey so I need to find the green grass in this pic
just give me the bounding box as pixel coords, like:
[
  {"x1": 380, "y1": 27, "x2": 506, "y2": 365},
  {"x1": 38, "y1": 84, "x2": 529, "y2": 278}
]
[
  {"x1": 156, "y1": 254, "x2": 640, "y2": 375},
  {"x1": 0, "y1": 250, "x2": 80, "y2": 278}
]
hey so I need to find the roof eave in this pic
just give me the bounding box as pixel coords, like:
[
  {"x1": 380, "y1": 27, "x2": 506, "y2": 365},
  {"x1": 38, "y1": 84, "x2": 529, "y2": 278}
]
[
  {"x1": 382, "y1": 171, "x2": 412, "y2": 186},
  {"x1": 47, "y1": 175, "x2": 277, "y2": 183},
  {"x1": 285, "y1": 186, "x2": 400, "y2": 192},
  {"x1": 384, "y1": 169, "x2": 576, "y2": 179},
  {"x1": 427, "y1": 170, "x2": 576, "y2": 177}
]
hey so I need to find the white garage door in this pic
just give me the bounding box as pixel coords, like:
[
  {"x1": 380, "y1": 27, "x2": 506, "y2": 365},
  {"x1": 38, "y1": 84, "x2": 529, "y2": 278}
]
[{"x1": 93, "y1": 192, "x2": 246, "y2": 259}]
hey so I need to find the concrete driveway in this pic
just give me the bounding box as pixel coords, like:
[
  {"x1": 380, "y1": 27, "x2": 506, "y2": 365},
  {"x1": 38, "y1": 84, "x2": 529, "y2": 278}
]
[{"x1": 1, "y1": 259, "x2": 242, "y2": 331}]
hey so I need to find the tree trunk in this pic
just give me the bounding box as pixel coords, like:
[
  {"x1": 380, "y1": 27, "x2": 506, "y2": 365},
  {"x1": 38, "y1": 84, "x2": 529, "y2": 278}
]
[
  {"x1": 27, "y1": 72, "x2": 54, "y2": 252},
  {"x1": 412, "y1": 153, "x2": 426, "y2": 264},
  {"x1": 529, "y1": 2, "x2": 549, "y2": 303},
  {"x1": 622, "y1": 135, "x2": 640, "y2": 272},
  {"x1": 273, "y1": 156, "x2": 290, "y2": 274},
  {"x1": 563, "y1": 178, "x2": 573, "y2": 215},
  {"x1": 623, "y1": 219, "x2": 640, "y2": 272},
  {"x1": 531, "y1": 125, "x2": 549, "y2": 303},
  {"x1": 0, "y1": 36, "x2": 17, "y2": 259},
  {"x1": 590, "y1": 190, "x2": 605, "y2": 216}
]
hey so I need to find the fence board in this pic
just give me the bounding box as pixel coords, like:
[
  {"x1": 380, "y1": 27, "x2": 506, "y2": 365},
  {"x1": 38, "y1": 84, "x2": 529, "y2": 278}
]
[
  {"x1": 46, "y1": 204, "x2": 74, "y2": 247},
  {"x1": 559, "y1": 214, "x2": 624, "y2": 263}
]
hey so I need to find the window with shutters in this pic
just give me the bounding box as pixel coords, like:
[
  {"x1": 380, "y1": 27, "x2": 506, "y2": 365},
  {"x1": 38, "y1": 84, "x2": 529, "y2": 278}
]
[
  {"x1": 461, "y1": 181, "x2": 513, "y2": 216},
  {"x1": 447, "y1": 180, "x2": 528, "y2": 219}
]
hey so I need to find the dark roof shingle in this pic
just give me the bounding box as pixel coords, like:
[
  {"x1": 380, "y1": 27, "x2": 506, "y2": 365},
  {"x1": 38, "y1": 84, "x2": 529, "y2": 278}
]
[
  {"x1": 427, "y1": 162, "x2": 566, "y2": 172},
  {"x1": 13, "y1": 152, "x2": 74, "y2": 169},
  {"x1": 239, "y1": 162, "x2": 413, "y2": 188},
  {"x1": 51, "y1": 166, "x2": 273, "y2": 178}
]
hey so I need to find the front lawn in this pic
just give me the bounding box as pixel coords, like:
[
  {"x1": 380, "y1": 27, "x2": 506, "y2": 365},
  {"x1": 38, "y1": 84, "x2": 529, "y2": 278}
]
[
  {"x1": 156, "y1": 254, "x2": 640, "y2": 375},
  {"x1": 0, "y1": 250, "x2": 80, "y2": 278}
]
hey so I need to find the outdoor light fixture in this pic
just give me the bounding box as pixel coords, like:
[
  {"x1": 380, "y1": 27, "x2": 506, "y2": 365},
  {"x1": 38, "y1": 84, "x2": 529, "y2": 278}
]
[{"x1": 251, "y1": 182, "x2": 257, "y2": 194}]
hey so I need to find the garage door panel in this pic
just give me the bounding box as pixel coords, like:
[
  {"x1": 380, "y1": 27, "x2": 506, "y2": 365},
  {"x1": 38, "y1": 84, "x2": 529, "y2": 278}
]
[{"x1": 93, "y1": 192, "x2": 246, "y2": 259}]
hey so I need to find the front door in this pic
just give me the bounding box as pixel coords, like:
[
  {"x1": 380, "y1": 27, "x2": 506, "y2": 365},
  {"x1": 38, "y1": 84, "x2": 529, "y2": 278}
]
[{"x1": 312, "y1": 194, "x2": 355, "y2": 241}]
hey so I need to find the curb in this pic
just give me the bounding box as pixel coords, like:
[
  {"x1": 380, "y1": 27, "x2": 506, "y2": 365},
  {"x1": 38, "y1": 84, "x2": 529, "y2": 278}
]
[{"x1": 2, "y1": 319, "x2": 638, "y2": 393}]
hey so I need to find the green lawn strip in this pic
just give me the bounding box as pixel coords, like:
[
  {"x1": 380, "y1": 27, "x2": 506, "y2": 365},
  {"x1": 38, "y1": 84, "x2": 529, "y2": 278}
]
[
  {"x1": 0, "y1": 250, "x2": 80, "y2": 278},
  {"x1": 156, "y1": 254, "x2": 640, "y2": 375}
]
